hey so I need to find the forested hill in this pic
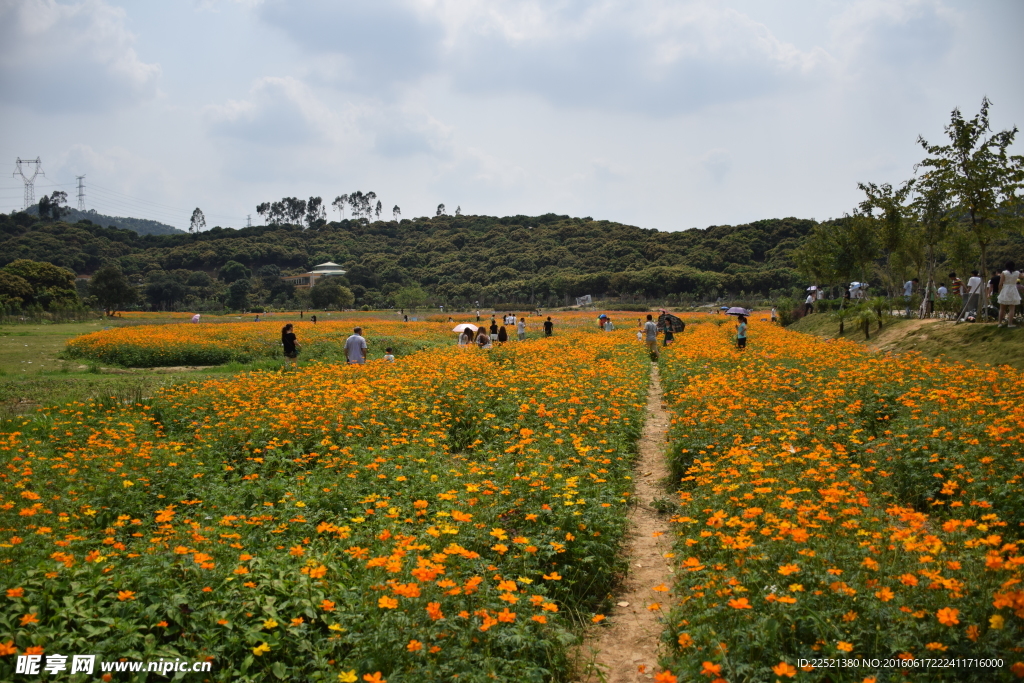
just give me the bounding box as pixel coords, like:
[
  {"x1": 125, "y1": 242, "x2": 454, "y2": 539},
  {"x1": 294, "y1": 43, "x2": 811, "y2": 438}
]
[
  {"x1": 24, "y1": 206, "x2": 184, "y2": 236},
  {"x1": 0, "y1": 211, "x2": 813, "y2": 305}
]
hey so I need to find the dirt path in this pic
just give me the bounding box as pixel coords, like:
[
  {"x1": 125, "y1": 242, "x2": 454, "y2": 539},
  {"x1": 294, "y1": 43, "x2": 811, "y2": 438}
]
[{"x1": 578, "y1": 364, "x2": 674, "y2": 682}]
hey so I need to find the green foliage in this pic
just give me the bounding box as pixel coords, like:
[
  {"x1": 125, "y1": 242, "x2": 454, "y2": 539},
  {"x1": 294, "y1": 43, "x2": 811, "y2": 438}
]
[
  {"x1": 0, "y1": 271, "x2": 33, "y2": 308},
  {"x1": 309, "y1": 278, "x2": 355, "y2": 310},
  {"x1": 1, "y1": 259, "x2": 79, "y2": 310},
  {"x1": 89, "y1": 263, "x2": 136, "y2": 314},
  {"x1": 219, "y1": 260, "x2": 251, "y2": 284}
]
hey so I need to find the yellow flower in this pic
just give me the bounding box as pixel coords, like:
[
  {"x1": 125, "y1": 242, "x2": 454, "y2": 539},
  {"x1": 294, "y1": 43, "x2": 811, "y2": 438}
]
[
  {"x1": 338, "y1": 672, "x2": 358, "y2": 683},
  {"x1": 262, "y1": 618, "x2": 278, "y2": 630},
  {"x1": 989, "y1": 614, "x2": 1004, "y2": 630},
  {"x1": 252, "y1": 642, "x2": 270, "y2": 656}
]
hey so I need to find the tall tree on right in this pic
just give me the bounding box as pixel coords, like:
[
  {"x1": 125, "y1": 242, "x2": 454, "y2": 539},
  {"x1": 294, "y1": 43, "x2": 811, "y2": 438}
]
[{"x1": 916, "y1": 98, "x2": 1024, "y2": 301}]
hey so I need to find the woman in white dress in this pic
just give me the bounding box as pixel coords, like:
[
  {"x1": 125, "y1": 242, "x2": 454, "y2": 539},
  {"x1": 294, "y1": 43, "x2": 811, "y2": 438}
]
[{"x1": 997, "y1": 261, "x2": 1021, "y2": 328}]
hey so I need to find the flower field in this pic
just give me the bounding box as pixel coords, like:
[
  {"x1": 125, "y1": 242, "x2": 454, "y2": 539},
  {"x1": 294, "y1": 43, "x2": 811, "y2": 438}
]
[
  {"x1": 656, "y1": 321, "x2": 1024, "y2": 682},
  {"x1": 62, "y1": 312, "x2": 608, "y2": 367},
  {"x1": 64, "y1": 320, "x2": 459, "y2": 367},
  {"x1": 1, "y1": 333, "x2": 648, "y2": 681}
]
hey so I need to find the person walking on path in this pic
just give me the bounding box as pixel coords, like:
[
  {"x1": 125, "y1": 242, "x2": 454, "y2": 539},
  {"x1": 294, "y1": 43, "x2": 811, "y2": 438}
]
[
  {"x1": 281, "y1": 323, "x2": 299, "y2": 371},
  {"x1": 804, "y1": 292, "x2": 814, "y2": 315},
  {"x1": 997, "y1": 262, "x2": 1021, "y2": 328},
  {"x1": 736, "y1": 314, "x2": 748, "y2": 349},
  {"x1": 543, "y1": 316, "x2": 553, "y2": 337},
  {"x1": 643, "y1": 314, "x2": 659, "y2": 360},
  {"x1": 517, "y1": 317, "x2": 527, "y2": 341},
  {"x1": 346, "y1": 327, "x2": 367, "y2": 364}
]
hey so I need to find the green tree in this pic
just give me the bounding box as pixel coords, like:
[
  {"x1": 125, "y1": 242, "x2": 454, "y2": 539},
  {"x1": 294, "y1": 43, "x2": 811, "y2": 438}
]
[
  {"x1": 226, "y1": 279, "x2": 251, "y2": 310},
  {"x1": 38, "y1": 191, "x2": 69, "y2": 221},
  {"x1": 917, "y1": 98, "x2": 1024, "y2": 302},
  {"x1": 89, "y1": 263, "x2": 137, "y2": 315},
  {"x1": 2, "y1": 259, "x2": 78, "y2": 309},
  {"x1": 0, "y1": 271, "x2": 33, "y2": 309},
  {"x1": 393, "y1": 285, "x2": 427, "y2": 310},
  {"x1": 190, "y1": 208, "x2": 206, "y2": 234},
  {"x1": 310, "y1": 278, "x2": 355, "y2": 310},
  {"x1": 219, "y1": 260, "x2": 251, "y2": 284},
  {"x1": 858, "y1": 180, "x2": 915, "y2": 295}
]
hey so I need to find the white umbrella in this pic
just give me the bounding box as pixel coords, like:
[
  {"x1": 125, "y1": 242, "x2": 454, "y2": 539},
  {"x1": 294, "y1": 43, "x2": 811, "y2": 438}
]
[{"x1": 452, "y1": 323, "x2": 479, "y2": 333}]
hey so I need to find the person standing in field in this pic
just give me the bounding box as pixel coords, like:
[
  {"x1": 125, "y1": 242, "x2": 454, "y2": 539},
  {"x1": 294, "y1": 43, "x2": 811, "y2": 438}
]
[
  {"x1": 282, "y1": 323, "x2": 299, "y2": 370},
  {"x1": 475, "y1": 327, "x2": 492, "y2": 348},
  {"x1": 736, "y1": 315, "x2": 748, "y2": 349},
  {"x1": 517, "y1": 317, "x2": 527, "y2": 341},
  {"x1": 346, "y1": 327, "x2": 367, "y2": 364},
  {"x1": 963, "y1": 270, "x2": 982, "y2": 320},
  {"x1": 489, "y1": 318, "x2": 498, "y2": 342},
  {"x1": 497, "y1": 325, "x2": 509, "y2": 343},
  {"x1": 997, "y1": 261, "x2": 1021, "y2": 328},
  {"x1": 643, "y1": 314, "x2": 659, "y2": 360},
  {"x1": 770, "y1": 306, "x2": 778, "y2": 323},
  {"x1": 543, "y1": 316, "x2": 553, "y2": 337}
]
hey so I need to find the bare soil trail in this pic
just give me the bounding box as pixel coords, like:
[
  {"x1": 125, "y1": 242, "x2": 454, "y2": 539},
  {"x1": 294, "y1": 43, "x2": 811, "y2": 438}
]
[{"x1": 577, "y1": 364, "x2": 674, "y2": 682}]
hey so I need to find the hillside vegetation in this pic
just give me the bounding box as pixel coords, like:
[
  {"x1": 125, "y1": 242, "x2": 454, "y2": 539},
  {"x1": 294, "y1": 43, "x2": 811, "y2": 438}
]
[{"x1": 0, "y1": 211, "x2": 813, "y2": 309}]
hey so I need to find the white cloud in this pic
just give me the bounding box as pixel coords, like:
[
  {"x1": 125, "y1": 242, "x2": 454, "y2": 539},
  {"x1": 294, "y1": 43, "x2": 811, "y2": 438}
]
[
  {"x1": 0, "y1": 0, "x2": 160, "y2": 111},
  {"x1": 250, "y1": 0, "x2": 833, "y2": 114}
]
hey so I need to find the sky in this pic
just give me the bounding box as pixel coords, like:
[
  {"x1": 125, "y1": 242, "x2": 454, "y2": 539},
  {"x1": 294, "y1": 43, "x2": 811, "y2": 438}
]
[{"x1": 0, "y1": 0, "x2": 1022, "y2": 232}]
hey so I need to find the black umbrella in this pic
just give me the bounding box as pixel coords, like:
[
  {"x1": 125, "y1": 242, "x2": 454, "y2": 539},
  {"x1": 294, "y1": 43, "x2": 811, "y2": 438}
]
[{"x1": 658, "y1": 312, "x2": 685, "y2": 332}]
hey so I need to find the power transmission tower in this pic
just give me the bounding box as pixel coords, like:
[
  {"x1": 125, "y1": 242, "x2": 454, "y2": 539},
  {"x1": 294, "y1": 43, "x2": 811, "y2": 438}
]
[
  {"x1": 76, "y1": 175, "x2": 86, "y2": 210},
  {"x1": 13, "y1": 157, "x2": 44, "y2": 209},
  {"x1": 246, "y1": 214, "x2": 252, "y2": 228}
]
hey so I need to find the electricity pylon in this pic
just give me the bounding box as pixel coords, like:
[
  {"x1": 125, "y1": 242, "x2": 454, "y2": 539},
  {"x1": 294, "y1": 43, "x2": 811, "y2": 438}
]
[{"x1": 13, "y1": 157, "x2": 44, "y2": 209}]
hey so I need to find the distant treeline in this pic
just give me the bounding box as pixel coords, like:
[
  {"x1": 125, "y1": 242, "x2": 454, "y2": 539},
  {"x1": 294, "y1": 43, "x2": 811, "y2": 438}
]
[
  {"x1": 0, "y1": 210, "x2": 811, "y2": 310},
  {"x1": 24, "y1": 206, "x2": 183, "y2": 236}
]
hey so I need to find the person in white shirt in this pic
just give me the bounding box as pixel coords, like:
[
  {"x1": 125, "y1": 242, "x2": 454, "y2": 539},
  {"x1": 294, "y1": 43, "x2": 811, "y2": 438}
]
[
  {"x1": 963, "y1": 271, "x2": 983, "y2": 320},
  {"x1": 903, "y1": 278, "x2": 918, "y2": 316},
  {"x1": 804, "y1": 293, "x2": 814, "y2": 315},
  {"x1": 516, "y1": 318, "x2": 527, "y2": 340},
  {"x1": 345, "y1": 327, "x2": 367, "y2": 364},
  {"x1": 937, "y1": 284, "x2": 948, "y2": 300}
]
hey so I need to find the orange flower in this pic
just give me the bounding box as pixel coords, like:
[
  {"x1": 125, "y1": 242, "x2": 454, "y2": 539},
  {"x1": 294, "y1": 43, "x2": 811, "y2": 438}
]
[
  {"x1": 700, "y1": 661, "x2": 721, "y2": 676},
  {"x1": 426, "y1": 602, "x2": 444, "y2": 621},
  {"x1": 6, "y1": 587, "x2": 24, "y2": 598},
  {"x1": 321, "y1": 600, "x2": 336, "y2": 611},
  {"x1": 654, "y1": 671, "x2": 678, "y2": 683},
  {"x1": 727, "y1": 597, "x2": 752, "y2": 609},
  {"x1": 117, "y1": 591, "x2": 136, "y2": 601},
  {"x1": 874, "y1": 587, "x2": 894, "y2": 602},
  {"x1": 936, "y1": 608, "x2": 960, "y2": 626},
  {"x1": 0, "y1": 641, "x2": 17, "y2": 656},
  {"x1": 362, "y1": 673, "x2": 386, "y2": 683},
  {"x1": 772, "y1": 662, "x2": 797, "y2": 678},
  {"x1": 378, "y1": 596, "x2": 398, "y2": 610},
  {"x1": 837, "y1": 642, "x2": 853, "y2": 652},
  {"x1": 677, "y1": 633, "x2": 693, "y2": 648},
  {"x1": 542, "y1": 572, "x2": 562, "y2": 580},
  {"x1": 406, "y1": 640, "x2": 423, "y2": 652},
  {"x1": 777, "y1": 563, "x2": 799, "y2": 576},
  {"x1": 20, "y1": 613, "x2": 38, "y2": 626},
  {"x1": 592, "y1": 614, "x2": 606, "y2": 623},
  {"x1": 531, "y1": 614, "x2": 547, "y2": 624}
]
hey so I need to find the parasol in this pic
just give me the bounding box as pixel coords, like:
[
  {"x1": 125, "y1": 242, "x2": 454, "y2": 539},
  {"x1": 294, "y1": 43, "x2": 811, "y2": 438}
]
[
  {"x1": 658, "y1": 312, "x2": 685, "y2": 332},
  {"x1": 452, "y1": 324, "x2": 479, "y2": 333},
  {"x1": 725, "y1": 307, "x2": 751, "y2": 316}
]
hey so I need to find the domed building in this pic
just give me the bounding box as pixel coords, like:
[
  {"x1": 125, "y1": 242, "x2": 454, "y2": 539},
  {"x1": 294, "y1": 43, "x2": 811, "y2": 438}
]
[{"x1": 280, "y1": 262, "x2": 347, "y2": 289}]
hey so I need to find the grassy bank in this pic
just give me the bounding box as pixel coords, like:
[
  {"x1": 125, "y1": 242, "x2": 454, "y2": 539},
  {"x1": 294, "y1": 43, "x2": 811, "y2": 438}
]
[{"x1": 789, "y1": 312, "x2": 1024, "y2": 370}]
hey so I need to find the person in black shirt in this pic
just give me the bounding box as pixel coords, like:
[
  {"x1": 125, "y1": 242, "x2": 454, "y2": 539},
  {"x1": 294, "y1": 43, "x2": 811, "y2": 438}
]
[
  {"x1": 489, "y1": 318, "x2": 499, "y2": 342},
  {"x1": 282, "y1": 323, "x2": 299, "y2": 370},
  {"x1": 543, "y1": 317, "x2": 553, "y2": 336}
]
